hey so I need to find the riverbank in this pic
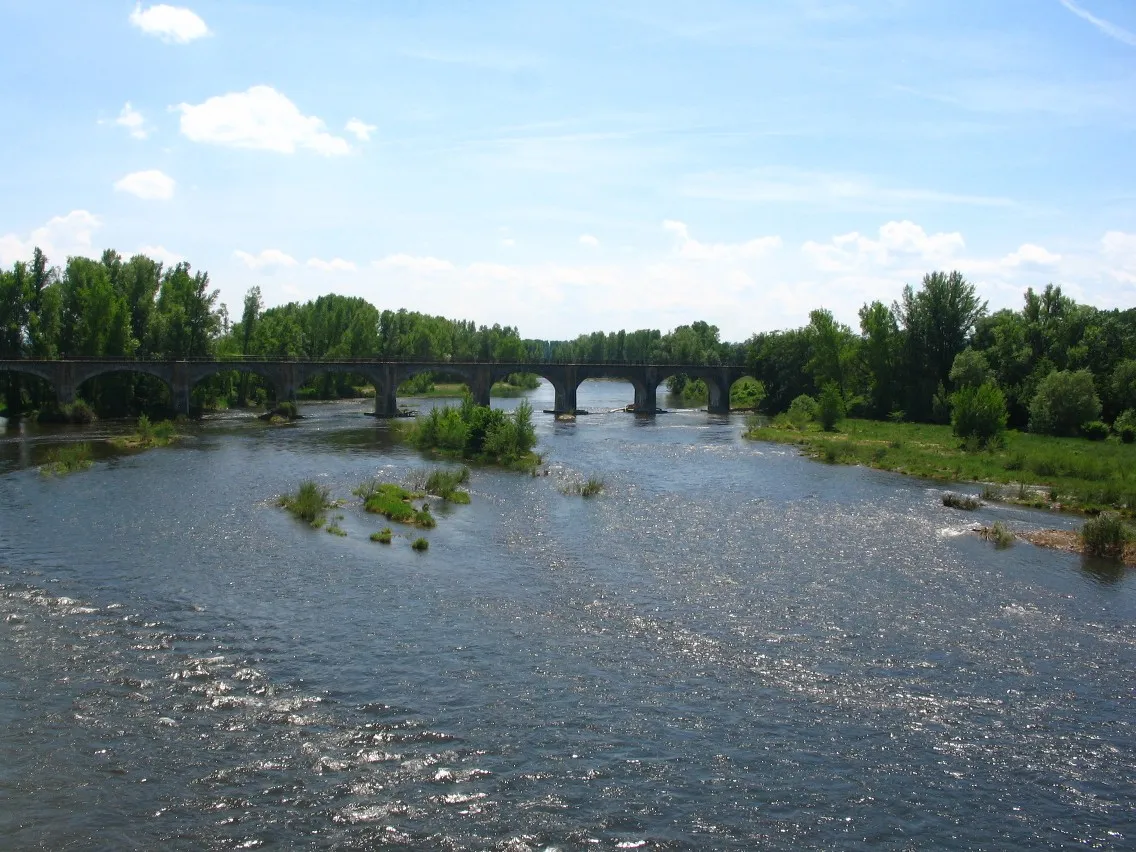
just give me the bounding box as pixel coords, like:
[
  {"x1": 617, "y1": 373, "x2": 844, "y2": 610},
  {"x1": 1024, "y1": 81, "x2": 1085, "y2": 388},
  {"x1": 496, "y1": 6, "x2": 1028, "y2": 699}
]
[{"x1": 745, "y1": 418, "x2": 1136, "y2": 516}]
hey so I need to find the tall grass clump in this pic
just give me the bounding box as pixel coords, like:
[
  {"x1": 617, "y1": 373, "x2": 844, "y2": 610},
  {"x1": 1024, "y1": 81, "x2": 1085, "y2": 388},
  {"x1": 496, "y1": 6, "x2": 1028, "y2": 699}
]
[
  {"x1": 411, "y1": 537, "x2": 429, "y2": 551},
  {"x1": 1082, "y1": 512, "x2": 1128, "y2": 559},
  {"x1": 406, "y1": 398, "x2": 538, "y2": 467},
  {"x1": 41, "y1": 443, "x2": 94, "y2": 476},
  {"x1": 278, "y1": 480, "x2": 332, "y2": 527},
  {"x1": 942, "y1": 492, "x2": 981, "y2": 510},
  {"x1": 562, "y1": 475, "x2": 605, "y2": 497},
  {"x1": 370, "y1": 528, "x2": 393, "y2": 544},
  {"x1": 979, "y1": 521, "x2": 1015, "y2": 548},
  {"x1": 424, "y1": 466, "x2": 471, "y2": 503}
]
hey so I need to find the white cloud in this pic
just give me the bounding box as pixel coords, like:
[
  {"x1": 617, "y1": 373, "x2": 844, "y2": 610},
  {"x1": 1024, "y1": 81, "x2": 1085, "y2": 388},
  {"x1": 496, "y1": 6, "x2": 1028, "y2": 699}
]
[
  {"x1": 579, "y1": 234, "x2": 599, "y2": 247},
  {"x1": 235, "y1": 248, "x2": 298, "y2": 270},
  {"x1": 803, "y1": 220, "x2": 964, "y2": 272},
  {"x1": 176, "y1": 86, "x2": 351, "y2": 156},
  {"x1": 307, "y1": 257, "x2": 357, "y2": 272},
  {"x1": 664, "y1": 220, "x2": 782, "y2": 261},
  {"x1": 113, "y1": 102, "x2": 149, "y2": 139},
  {"x1": 501, "y1": 238, "x2": 516, "y2": 248},
  {"x1": 0, "y1": 210, "x2": 102, "y2": 266},
  {"x1": 1000, "y1": 243, "x2": 1061, "y2": 268},
  {"x1": 373, "y1": 254, "x2": 455, "y2": 273},
  {"x1": 114, "y1": 169, "x2": 176, "y2": 200},
  {"x1": 1102, "y1": 231, "x2": 1136, "y2": 282},
  {"x1": 345, "y1": 118, "x2": 376, "y2": 142},
  {"x1": 136, "y1": 245, "x2": 184, "y2": 266},
  {"x1": 129, "y1": 3, "x2": 210, "y2": 44},
  {"x1": 1059, "y1": 0, "x2": 1136, "y2": 48}
]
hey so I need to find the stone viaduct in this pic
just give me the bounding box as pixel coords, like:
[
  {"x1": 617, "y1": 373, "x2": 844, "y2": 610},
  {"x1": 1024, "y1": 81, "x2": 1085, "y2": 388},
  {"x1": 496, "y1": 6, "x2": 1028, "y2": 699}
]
[{"x1": 0, "y1": 359, "x2": 757, "y2": 416}]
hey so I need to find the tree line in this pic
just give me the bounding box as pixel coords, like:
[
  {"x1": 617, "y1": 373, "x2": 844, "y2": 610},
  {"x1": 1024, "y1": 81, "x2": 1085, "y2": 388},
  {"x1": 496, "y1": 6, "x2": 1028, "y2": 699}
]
[{"x1": 2, "y1": 246, "x2": 1134, "y2": 437}]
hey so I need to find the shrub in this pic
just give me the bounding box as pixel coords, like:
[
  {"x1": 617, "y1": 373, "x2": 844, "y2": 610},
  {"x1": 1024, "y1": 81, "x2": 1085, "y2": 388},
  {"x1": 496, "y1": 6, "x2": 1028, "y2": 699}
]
[
  {"x1": 942, "y1": 492, "x2": 981, "y2": 510},
  {"x1": 951, "y1": 381, "x2": 1008, "y2": 447},
  {"x1": 1081, "y1": 420, "x2": 1109, "y2": 441},
  {"x1": 1113, "y1": 409, "x2": 1136, "y2": 442},
  {"x1": 1082, "y1": 512, "x2": 1128, "y2": 559},
  {"x1": 1029, "y1": 369, "x2": 1101, "y2": 436},
  {"x1": 408, "y1": 398, "x2": 537, "y2": 464},
  {"x1": 411, "y1": 537, "x2": 429, "y2": 551},
  {"x1": 817, "y1": 383, "x2": 845, "y2": 432},
  {"x1": 278, "y1": 480, "x2": 332, "y2": 527},
  {"x1": 979, "y1": 522, "x2": 1015, "y2": 548},
  {"x1": 41, "y1": 443, "x2": 94, "y2": 476},
  {"x1": 786, "y1": 394, "x2": 818, "y2": 428},
  {"x1": 949, "y1": 348, "x2": 993, "y2": 389}
]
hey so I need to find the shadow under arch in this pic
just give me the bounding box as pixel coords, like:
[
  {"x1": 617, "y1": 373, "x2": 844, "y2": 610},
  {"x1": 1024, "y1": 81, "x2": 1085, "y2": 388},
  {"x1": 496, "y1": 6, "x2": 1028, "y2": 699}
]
[
  {"x1": 0, "y1": 364, "x2": 58, "y2": 416},
  {"x1": 76, "y1": 368, "x2": 174, "y2": 416}
]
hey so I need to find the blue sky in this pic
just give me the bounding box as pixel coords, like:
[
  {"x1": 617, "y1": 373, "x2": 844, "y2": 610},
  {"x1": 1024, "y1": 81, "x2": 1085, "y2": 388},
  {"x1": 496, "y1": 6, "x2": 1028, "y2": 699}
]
[{"x1": 1, "y1": 0, "x2": 1134, "y2": 340}]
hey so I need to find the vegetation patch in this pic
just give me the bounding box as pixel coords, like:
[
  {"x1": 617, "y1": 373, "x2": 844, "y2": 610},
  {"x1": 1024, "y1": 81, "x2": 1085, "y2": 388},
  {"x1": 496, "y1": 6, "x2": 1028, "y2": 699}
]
[
  {"x1": 942, "y1": 492, "x2": 981, "y2": 511},
  {"x1": 977, "y1": 521, "x2": 1015, "y2": 548},
  {"x1": 354, "y1": 481, "x2": 436, "y2": 527},
  {"x1": 411, "y1": 537, "x2": 429, "y2": 551},
  {"x1": 40, "y1": 443, "x2": 94, "y2": 476},
  {"x1": 257, "y1": 400, "x2": 301, "y2": 424},
  {"x1": 413, "y1": 466, "x2": 472, "y2": 503},
  {"x1": 1019, "y1": 525, "x2": 1136, "y2": 567},
  {"x1": 278, "y1": 480, "x2": 334, "y2": 528},
  {"x1": 35, "y1": 400, "x2": 97, "y2": 425},
  {"x1": 111, "y1": 414, "x2": 180, "y2": 450},
  {"x1": 562, "y1": 475, "x2": 605, "y2": 497},
  {"x1": 745, "y1": 418, "x2": 1136, "y2": 516},
  {"x1": 370, "y1": 528, "x2": 393, "y2": 544},
  {"x1": 404, "y1": 398, "x2": 539, "y2": 469},
  {"x1": 1082, "y1": 512, "x2": 1129, "y2": 560}
]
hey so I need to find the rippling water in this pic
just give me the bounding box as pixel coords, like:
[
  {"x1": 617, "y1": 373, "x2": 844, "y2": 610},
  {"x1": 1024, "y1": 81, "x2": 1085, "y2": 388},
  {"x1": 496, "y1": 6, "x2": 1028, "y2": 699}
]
[{"x1": 2, "y1": 383, "x2": 1134, "y2": 850}]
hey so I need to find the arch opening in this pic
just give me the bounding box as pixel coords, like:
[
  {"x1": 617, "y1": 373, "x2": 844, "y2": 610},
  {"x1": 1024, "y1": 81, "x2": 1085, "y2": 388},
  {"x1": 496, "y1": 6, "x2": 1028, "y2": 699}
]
[
  {"x1": 75, "y1": 370, "x2": 174, "y2": 419},
  {"x1": 0, "y1": 369, "x2": 56, "y2": 419},
  {"x1": 191, "y1": 368, "x2": 281, "y2": 412}
]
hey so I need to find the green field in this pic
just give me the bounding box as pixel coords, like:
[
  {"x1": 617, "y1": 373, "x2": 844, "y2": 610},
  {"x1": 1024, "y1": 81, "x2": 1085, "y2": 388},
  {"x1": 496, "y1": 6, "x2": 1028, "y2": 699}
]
[{"x1": 745, "y1": 418, "x2": 1136, "y2": 515}]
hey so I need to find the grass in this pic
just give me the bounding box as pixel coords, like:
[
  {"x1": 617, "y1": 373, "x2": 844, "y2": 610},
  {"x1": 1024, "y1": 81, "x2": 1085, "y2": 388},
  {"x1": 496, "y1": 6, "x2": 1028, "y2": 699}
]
[
  {"x1": 355, "y1": 481, "x2": 436, "y2": 527},
  {"x1": 278, "y1": 480, "x2": 334, "y2": 527},
  {"x1": 423, "y1": 466, "x2": 471, "y2": 503},
  {"x1": 370, "y1": 528, "x2": 393, "y2": 544},
  {"x1": 111, "y1": 415, "x2": 180, "y2": 450},
  {"x1": 562, "y1": 475, "x2": 606, "y2": 497},
  {"x1": 942, "y1": 492, "x2": 981, "y2": 510},
  {"x1": 40, "y1": 443, "x2": 94, "y2": 476},
  {"x1": 1082, "y1": 512, "x2": 1128, "y2": 559},
  {"x1": 411, "y1": 537, "x2": 429, "y2": 551},
  {"x1": 978, "y1": 521, "x2": 1015, "y2": 548},
  {"x1": 745, "y1": 417, "x2": 1136, "y2": 516}
]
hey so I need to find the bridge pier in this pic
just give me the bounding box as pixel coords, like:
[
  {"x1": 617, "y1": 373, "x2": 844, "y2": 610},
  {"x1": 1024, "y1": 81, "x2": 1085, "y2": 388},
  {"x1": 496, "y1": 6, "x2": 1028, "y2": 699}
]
[
  {"x1": 707, "y1": 377, "x2": 731, "y2": 414},
  {"x1": 470, "y1": 366, "x2": 492, "y2": 407},
  {"x1": 633, "y1": 382, "x2": 657, "y2": 415},
  {"x1": 549, "y1": 366, "x2": 577, "y2": 414}
]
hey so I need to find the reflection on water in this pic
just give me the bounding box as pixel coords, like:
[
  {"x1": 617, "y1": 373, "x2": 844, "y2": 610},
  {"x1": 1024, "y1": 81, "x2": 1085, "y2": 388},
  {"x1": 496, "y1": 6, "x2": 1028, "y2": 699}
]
[{"x1": 2, "y1": 381, "x2": 1134, "y2": 850}]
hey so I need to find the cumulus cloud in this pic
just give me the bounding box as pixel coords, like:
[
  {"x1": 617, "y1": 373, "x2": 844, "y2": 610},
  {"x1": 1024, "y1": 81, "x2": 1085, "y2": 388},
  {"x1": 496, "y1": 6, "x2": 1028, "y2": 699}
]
[
  {"x1": 579, "y1": 234, "x2": 599, "y2": 247},
  {"x1": 663, "y1": 220, "x2": 782, "y2": 261},
  {"x1": 114, "y1": 169, "x2": 176, "y2": 200},
  {"x1": 176, "y1": 86, "x2": 351, "y2": 155},
  {"x1": 802, "y1": 220, "x2": 964, "y2": 272},
  {"x1": 136, "y1": 245, "x2": 185, "y2": 266},
  {"x1": 0, "y1": 210, "x2": 102, "y2": 266},
  {"x1": 307, "y1": 257, "x2": 357, "y2": 272},
  {"x1": 129, "y1": 3, "x2": 210, "y2": 43},
  {"x1": 1000, "y1": 243, "x2": 1061, "y2": 268},
  {"x1": 345, "y1": 118, "x2": 376, "y2": 141},
  {"x1": 113, "y1": 102, "x2": 149, "y2": 139},
  {"x1": 373, "y1": 254, "x2": 455, "y2": 273},
  {"x1": 235, "y1": 248, "x2": 298, "y2": 270}
]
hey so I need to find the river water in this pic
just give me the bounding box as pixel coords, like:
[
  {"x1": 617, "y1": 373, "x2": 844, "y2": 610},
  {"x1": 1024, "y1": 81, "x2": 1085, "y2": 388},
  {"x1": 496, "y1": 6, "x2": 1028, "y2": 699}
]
[{"x1": 1, "y1": 381, "x2": 1133, "y2": 850}]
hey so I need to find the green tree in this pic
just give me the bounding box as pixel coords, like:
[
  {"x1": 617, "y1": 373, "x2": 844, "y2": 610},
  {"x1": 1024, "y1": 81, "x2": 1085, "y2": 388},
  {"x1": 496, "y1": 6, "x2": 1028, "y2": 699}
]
[
  {"x1": 895, "y1": 271, "x2": 987, "y2": 420},
  {"x1": 949, "y1": 348, "x2": 993, "y2": 389},
  {"x1": 1028, "y1": 369, "x2": 1102, "y2": 436},
  {"x1": 817, "y1": 382, "x2": 845, "y2": 431},
  {"x1": 857, "y1": 300, "x2": 902, "y2": 417},
  {"x1": 951, "y1": 381, "x2": 1008, "y2": 446}
]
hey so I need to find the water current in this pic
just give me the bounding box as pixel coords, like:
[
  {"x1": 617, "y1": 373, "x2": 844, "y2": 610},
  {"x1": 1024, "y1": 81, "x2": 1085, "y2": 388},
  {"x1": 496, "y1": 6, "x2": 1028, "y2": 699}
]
[{"x1": 1, "y1": 381, "x2": 1133, "y2": 850}]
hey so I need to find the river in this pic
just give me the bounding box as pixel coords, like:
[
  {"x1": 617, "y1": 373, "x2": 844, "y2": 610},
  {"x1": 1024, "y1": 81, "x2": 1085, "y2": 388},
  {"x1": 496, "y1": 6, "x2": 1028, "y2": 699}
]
[{"x1": 1, "y1": 380, "x2": 1133, "y2": 850}]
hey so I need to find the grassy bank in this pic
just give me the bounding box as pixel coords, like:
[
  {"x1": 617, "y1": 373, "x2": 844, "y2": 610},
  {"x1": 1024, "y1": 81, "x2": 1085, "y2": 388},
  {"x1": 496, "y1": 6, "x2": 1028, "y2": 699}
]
[{"x1": 745, "y1": 418, "x2": 1136, "y2": 515}]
